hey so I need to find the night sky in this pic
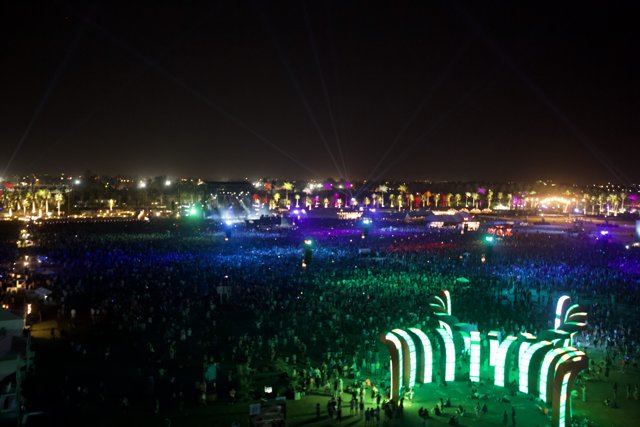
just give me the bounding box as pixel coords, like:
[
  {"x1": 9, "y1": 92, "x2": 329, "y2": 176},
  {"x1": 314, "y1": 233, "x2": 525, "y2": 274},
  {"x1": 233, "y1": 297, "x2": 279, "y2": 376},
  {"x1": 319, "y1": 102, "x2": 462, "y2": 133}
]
[{"x1": 2, "y1": 1, "x2": 638, "y2": 183}]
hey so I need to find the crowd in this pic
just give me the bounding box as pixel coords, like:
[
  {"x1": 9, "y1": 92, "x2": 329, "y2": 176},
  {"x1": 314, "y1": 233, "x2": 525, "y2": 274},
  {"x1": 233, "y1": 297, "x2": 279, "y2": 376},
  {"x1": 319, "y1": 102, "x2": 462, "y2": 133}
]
[{"x1": 5, "y1": 218, "x2": 640, "y2": 425}]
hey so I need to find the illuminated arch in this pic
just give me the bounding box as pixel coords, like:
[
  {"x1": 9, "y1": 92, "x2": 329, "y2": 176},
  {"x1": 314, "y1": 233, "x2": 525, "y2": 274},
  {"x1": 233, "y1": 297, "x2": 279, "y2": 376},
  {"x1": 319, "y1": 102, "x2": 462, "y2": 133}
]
[
  {"x1": 552, "y1": 353, "x2": 588, "y2": 427},
  {"x1": 494, "y1": 336, "x2": 518, "y2": 387},
  {"x1": 519, "y1": 340, "x2": 553, "y2": 394},
  {"x1": 408, "y1": 328, "x2": 433, "y2": 384},
  {"x1": 539, "y1": 347, "x2": 580, "y2": 402},
  {"x1": 469, "y1": 331, "x2": 481, "y2": 382},
  {"x1": 381, "y1": 332, "x2": 403, "y2": 401},
  {"x1": 434, "y1": 328, "x2": 456, "y2": 382},
  {"x1": 554, "y1": 296, "x2": 571, "y2": 330},
  {"x1": 392, "y1": 329, "x2": 417, "y2": 388},
  {"x1": 488, "y1": 331, "x2": 500, "y2": 367}
]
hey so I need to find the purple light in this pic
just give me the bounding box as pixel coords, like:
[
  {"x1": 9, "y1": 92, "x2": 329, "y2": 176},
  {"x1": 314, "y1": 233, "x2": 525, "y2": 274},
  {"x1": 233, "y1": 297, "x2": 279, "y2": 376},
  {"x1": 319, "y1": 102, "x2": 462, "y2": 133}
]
[
  {"x1": 600, "y1": 230, "x2": 609, "y2": 236},
  {"x1": 345, "y1": 182, "x2": 352, "y2": 188},
  {"x1": 323, "y1": 183, "x2": 333, "y2": 189}
]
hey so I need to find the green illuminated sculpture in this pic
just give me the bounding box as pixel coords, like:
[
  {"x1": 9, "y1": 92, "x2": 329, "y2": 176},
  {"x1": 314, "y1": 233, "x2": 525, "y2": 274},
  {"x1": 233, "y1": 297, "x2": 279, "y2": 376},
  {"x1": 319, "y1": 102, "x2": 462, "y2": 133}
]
[{"x1": 381, "y1": 292, "x2": 589, "y2": 427}]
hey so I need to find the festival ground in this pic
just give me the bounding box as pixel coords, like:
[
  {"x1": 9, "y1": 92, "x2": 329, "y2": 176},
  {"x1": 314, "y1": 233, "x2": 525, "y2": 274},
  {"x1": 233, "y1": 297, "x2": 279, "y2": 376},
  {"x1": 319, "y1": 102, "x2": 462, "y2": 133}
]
[
  {"x1": 27, "y1": 325, "x2": 640, "y2": 427},
  {"x1": 91, "y1": 360, "x2": 640, "y2": 427}
]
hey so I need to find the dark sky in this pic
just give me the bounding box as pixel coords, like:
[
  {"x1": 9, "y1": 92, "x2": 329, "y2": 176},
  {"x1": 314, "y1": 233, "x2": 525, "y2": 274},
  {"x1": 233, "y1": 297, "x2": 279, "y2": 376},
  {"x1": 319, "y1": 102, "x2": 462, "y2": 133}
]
[{"x1": 2, "y1": 0, "x2": 638, "y2": 183}]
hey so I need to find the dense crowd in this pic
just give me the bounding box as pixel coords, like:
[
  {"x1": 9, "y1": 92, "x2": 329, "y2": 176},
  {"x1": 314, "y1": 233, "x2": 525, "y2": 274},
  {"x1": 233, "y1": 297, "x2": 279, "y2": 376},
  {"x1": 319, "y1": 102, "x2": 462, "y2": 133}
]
[{"x1": 7, "y1": 219, "x2": 640, "y2": 424}]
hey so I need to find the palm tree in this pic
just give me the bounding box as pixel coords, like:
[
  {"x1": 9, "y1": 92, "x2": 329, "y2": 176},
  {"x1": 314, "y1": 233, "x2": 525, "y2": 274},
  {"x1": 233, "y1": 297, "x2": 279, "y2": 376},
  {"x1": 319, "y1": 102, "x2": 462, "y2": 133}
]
[
  {"x1": 294, "y1": 194, "x2": 300, "y2": 208},
  {"x1": 273, "y1": 192, "x2": 281, "y2": 209},
  {"x1": 487, "y1": 190, "x2": 494, "y2": 210},
  {"x1": 471, "y1": 193, "x2": 478, "y2": 209},
  {"x1": 282, "y1": 182, "x2": 293, "y2": 205},
  {"x1": 35, "y1": 189, "x2": 51, "y2": 215},
  {"x1": 397, "y1": 185, "x2": 408, "y2": 211},
  {"x1": 465, "y1": 192, "x2": 471, "y2": 207},
  {"x1": 376, "y1": 185, "x2": 388, "y2": 207},
  {"x1": 507, "y1": 193, "x2": 513, "y2": 210},
  {"x1": 408, "y1": 194, "x2": 415, "y2": 211},
  {"x1": 608, "y1": 193, "x2": 619, "y2": 215},
  {"x1": 22, "y1": 195, "x2": 31, "y2": 216},
  {"x1": 389, "y1": 194, "x2": 395, "y2": 208},
  {"x1": 433, "y1": 193, "x2": 441, "y2": 208},
  {"x1": 454, "y1": 193, "x2": 462, "y2": 207},
  {"x1": 54, "y1": 192, "x2": 64, "y2": 216}
]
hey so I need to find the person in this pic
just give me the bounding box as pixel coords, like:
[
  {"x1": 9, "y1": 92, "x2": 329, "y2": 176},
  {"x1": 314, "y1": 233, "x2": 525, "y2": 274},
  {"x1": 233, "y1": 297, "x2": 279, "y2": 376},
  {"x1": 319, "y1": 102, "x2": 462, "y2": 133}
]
[
  {"x1": 582, "y1": 383, "x2": 587, "y2": 402},
  {"x1": 316, "y1": 402, "x2": 320, "y2": 419},
  {"x1": 502, "y1": 410, "x2": 508, "y2": 426},
  {"x1": 482, "y1": 403, "x2": 488, "y2": 414},
  {"x1": 511, "y1": 406, "x2": 516, "y2": 427},
  {"x1": 418, "y1": 407, "x2": 428, "y2": 426}
]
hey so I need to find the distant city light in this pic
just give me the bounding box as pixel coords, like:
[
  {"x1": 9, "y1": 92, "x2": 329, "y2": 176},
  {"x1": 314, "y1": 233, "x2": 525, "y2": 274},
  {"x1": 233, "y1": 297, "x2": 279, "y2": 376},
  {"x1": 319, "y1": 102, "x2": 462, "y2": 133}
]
[
  {"x1": 74, "y1": 179, "x2": 81, "y2": 185},
  {"x1": 138, "y1": 181, "x2": 146, "y2": 189},
  {"x1": 599, "y1": 230, "x2": 609, "y2": 236},
  {"x1": 165, "y1": 180, "x2": 171, "y2": 186}
]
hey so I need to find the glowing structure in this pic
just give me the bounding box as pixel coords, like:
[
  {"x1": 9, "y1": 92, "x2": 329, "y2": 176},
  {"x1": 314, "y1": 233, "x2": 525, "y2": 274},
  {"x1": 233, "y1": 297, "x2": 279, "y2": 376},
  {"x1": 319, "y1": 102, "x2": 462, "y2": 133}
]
[
  {"x1": 488, "y1": 331, "x2": 500, "y2": 366},
  {"x1": 392, "y1": 329, "x2": 416, "y2": 388},
  {"x1": 408, "y1": 328, "x2": 433, "y2": 384},
  {"x1": 519, "y1": 340, "x2": 553, "y2": 394},
  {"x1": 382, "y1": 293, "x2": 588, "y2": 427},
  {"x1": 551, "y1": 353, "x2": 587, "y2": 427},
  {"x1": 554, "y1": 296, "x2": 571, "y2": 330},
  {"x1": 381, "y1": 332, "x2": 403, "y2": 401},
  {"x1": 494, "y1": 336, "x2": 517, "y2": 387},
  {"x1": 435, "y1": 328, "x2": 456, "y2": 382},
  {"x1": 558, "y1": 372, "x2": 572, "y2": 427},
  {"x1": 469, "y1": 331, "x2": 481, "y2": 382}
]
